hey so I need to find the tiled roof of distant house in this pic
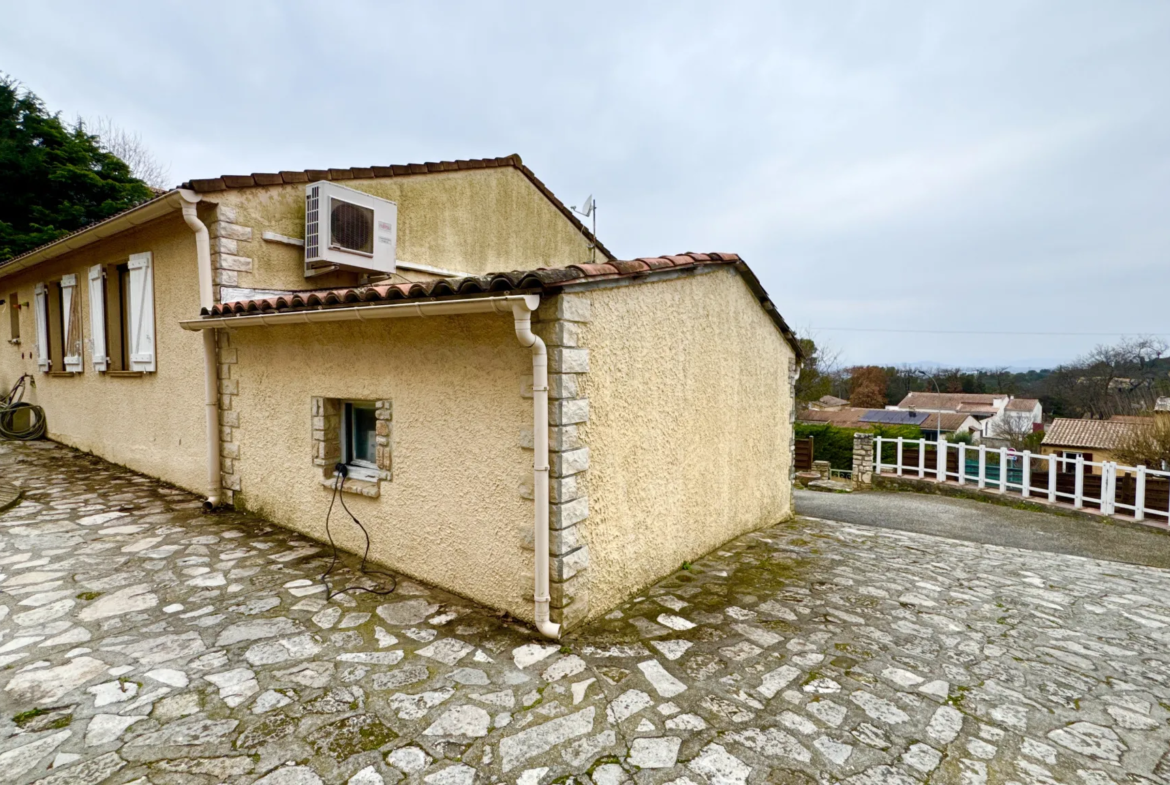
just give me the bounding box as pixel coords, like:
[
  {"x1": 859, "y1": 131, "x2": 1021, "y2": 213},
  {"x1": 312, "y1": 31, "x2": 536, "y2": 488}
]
[{"x1": 1042, "y1": 418, "x2": 1149, "y2": 451}]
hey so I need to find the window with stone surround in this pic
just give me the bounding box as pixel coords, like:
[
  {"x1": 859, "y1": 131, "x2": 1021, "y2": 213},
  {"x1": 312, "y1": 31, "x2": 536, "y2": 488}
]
[{"x1": 312, "y1": 396, "x2": 392, "y2": 496}]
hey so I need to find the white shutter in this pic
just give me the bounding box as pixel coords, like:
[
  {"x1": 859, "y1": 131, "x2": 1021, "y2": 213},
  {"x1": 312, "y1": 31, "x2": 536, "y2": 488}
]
[
  {"x1": 33, "y1": 283, "x2": 50, "y2": 371},
  {"x1": 61, "y1": 274, "x2": 83, "y2": 372},
  {"x1": 127, "y1": 252, "x2": 156, "y2": 372},
  {"x1": 88, "y1": 265, "x2": 108, "y2": 371}
]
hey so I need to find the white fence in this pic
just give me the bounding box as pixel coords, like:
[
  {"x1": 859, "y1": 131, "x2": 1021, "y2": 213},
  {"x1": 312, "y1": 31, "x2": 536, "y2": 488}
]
[{"x1": 873, "y1": 436, "x2": 1170, "y2": 525}]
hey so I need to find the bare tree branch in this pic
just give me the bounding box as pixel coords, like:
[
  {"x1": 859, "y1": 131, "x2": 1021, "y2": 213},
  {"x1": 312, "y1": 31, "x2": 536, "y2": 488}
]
[{"x1": 84, "y1": 116, "x2": 171, "y2": 190}]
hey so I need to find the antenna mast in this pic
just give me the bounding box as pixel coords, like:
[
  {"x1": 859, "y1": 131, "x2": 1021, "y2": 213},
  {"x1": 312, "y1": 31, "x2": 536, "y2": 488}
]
[{"x1": 571, "y1": 195, "x2": 597, "y2": 263}]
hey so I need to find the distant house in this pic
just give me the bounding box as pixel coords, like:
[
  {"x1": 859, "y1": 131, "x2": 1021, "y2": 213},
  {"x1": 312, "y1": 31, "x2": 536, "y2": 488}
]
[
  {"x1": 893, "y1": 392, "x2": 1041, "y2": 441},
  {"x1": 798, "y1": 407, "x2": 981, "y2": 438},
  {"x1": 807, "y1": 394, "x2": 849, "y2": 411},
  {"x1": 1040, "y1": 418, "x2": 1148, "y2": 474}
]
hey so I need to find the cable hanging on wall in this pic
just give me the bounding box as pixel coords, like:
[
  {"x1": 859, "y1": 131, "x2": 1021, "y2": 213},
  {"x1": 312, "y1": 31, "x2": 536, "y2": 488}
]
[{"x1": 319, "y1": 465, "x2": 398, "y2": 600}]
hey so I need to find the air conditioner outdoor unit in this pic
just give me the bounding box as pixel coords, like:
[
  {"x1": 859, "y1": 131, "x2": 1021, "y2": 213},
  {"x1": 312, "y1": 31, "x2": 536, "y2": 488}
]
[{"x1": 304, "y1": 181, "x2": 397, "y2": 276}]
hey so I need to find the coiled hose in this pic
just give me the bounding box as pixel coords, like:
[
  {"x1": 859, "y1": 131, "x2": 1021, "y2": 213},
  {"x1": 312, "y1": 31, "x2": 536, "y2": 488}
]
[{"x1": 0, "y1": 374, "x2": 46, "y2": 440}]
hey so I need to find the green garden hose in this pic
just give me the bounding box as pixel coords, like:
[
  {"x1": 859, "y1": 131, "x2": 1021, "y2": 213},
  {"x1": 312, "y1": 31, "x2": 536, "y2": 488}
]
[{"x1": 0, "y1": 374, "x2": 46, "y2": 440}]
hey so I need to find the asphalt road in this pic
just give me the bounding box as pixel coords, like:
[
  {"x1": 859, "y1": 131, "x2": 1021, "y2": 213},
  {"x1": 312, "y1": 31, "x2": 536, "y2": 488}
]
[{"x1": 795, "y1": 486, "x2": 1170, "y2": 570}]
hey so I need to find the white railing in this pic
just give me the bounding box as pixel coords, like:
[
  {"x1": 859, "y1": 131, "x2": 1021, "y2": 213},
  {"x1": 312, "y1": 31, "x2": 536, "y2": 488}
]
[{"x1": 873, "y1": 436, "x2": 1170, "y2": 525}]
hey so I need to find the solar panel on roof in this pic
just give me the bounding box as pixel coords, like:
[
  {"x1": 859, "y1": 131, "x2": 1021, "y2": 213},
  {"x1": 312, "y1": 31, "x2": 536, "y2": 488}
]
[{"x1": 860, "y1": 410, "x2": 929, "y2": 425}]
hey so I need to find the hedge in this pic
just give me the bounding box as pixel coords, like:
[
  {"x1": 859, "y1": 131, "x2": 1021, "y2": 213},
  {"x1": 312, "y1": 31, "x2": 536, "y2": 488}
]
[{"x1": 795, "y1": 423, "x2": 923, "y2": 471}]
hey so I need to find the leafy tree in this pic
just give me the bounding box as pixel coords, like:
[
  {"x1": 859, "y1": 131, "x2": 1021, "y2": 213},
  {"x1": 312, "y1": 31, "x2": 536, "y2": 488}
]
[
  {"x1": 848, "y1": 365, "x2": 887, "y2": 409},
  {"x1": 1112, "y1": 416, "x2": 1170, "y2": 469},
  {"x1": 1, "y1": 75, "x2": 152, "y2": 261},
  {"x1": 795, "y1": 335, "x2": 839, "y2": 406}
]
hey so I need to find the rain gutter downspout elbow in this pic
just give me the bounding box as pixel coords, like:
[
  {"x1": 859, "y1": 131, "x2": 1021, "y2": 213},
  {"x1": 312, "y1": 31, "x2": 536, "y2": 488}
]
[
  {"x1": 512, "y1": 299, "x2": 561, "y2": 640},
  {"x1": 179, "y1": 189, "x2": 221, "y2": 510}
]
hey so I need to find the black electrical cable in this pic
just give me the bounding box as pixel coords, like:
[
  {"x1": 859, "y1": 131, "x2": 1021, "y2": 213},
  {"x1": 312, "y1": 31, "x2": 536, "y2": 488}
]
[
  {"x1": 0, "y1": 374, "x2": 46, "y2": 441},
  {"x1": 320, "y1": 464, "x2": 398, "y2": 600}
]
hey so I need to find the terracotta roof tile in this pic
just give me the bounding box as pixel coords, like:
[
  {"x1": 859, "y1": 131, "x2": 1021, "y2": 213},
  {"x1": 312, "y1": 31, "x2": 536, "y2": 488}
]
[
  {"x1": 1042, "y1": 418, "x2": 1148, "y2": 450},
  {"x1": 202, "y1": 252, "x2": 801, "y2": 358}
]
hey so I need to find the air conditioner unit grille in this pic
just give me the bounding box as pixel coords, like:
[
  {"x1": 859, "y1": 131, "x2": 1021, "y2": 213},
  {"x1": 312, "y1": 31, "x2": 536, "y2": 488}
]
[
  {"x1": 330, "y1": 198, "x2": 374, "y2": 255},
  {"x1": 303, "y1": 180, "x2": 395, "y2": 276},
  {"x1": 305, "y1": 185, "x2": 320, "y2": 260}
]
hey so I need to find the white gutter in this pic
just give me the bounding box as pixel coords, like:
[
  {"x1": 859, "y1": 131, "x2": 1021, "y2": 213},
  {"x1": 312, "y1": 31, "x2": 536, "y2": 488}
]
[
  {"x1": 0, "y1": 190, "x2": 187, "y2": 279},
  {"x1": 179, "y1": 294, "x2": 538, "y2": 330},
  {"x1": 177, "y1": 189, "x2": 221, "y2": 510},
  {"x1": 179, "y1": 291, "x2": 561, "y2": 639}
]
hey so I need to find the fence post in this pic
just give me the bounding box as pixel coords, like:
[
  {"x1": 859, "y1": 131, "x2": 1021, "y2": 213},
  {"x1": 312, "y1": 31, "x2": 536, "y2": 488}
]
[
  {"x1": 999, "y1": 447, "x2": 1008, "y2": 493},
  {"x1": 958, "y1": 443, "x2": 966, "y2": 485},
  {"x1": 936, "y1": 437, "x2": 946, "y2": 483},
  {"x1": 875, "y1": 436, "x2": 883, "y2": 475},
  {"x1": 1048, "y1": 454, "x2": 1057, "y2": 503},
  {"x1": 978, "y1": 445, "x2": 987, "y2": 490},
  {"x1": 896, "y1": 437, "x2": 904, "y2": 477},
  {"x1": 1022, "y1": 451, "x2": 1031, "y2": 498},
  {"x1": 1074, "y1": 454, "x2": 1085, "y2": 509},
  {"x1": 1135, "y1": 466, "x2": 1146, "y2": 522},
  {"x1": 1102, "y1": 462, "x2": 1116, "y2": 516},
  {"x1": 852, "y1": 432, "x2": 875, "y2": 489},
  {"x1": 918, "y1": 438, "x2": 926, "y2": 478}
]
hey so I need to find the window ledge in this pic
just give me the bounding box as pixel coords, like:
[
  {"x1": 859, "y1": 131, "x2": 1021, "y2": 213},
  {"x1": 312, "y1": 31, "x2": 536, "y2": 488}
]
[
  {"x1": 321, "y1": 476, "x2": 381, "y2": 498},
  {"x1": 105, "y1": 370, "x2": 145, "y2": 378},
  {"x1": 47, "y1": 371, "x2": 78, "y2": 378}
]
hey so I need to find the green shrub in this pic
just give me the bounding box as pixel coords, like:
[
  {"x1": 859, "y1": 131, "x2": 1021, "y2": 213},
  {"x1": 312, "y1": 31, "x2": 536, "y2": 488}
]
[{"x1": 795, "y1": 423, "x2": 923, "y2": 471}]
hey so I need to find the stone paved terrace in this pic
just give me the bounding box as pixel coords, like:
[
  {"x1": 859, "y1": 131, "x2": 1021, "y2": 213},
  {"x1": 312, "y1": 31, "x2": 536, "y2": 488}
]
[{"x1": 1, "y1": 441, "x2": 1170, "y2": 785}]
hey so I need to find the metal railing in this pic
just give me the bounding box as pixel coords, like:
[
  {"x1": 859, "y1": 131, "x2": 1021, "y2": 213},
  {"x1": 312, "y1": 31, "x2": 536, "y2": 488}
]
[{"x1": 873, "y1": 436, "x2": 1170, "y2": 524}]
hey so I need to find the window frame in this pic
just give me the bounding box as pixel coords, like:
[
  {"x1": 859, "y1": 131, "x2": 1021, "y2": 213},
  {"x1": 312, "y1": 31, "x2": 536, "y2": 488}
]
[
  {"x1": 341, "y1": 400, "x2": 379, "y2": 482},
  {"x1": 7, "y1": 291, "x2": 18, "y2": 344}
]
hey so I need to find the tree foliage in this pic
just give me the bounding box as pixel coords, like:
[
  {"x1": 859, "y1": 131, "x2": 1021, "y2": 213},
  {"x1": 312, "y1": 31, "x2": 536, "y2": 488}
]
[
  {"x1": 823, "y1": 337, "x2": 1170, "y2": 421},
  {"x1": 1112, "y1": 416, "x2": 1170, "y2": 469},
  {"x1": 848, "y1": 365, "x2": 887, "y2": 409},
  {"x1": 795, "y1": 335, "x2": 839, "y2": 405},
  {"x1": 1, "y1": 75, "x2": 152, "y2": 262}
]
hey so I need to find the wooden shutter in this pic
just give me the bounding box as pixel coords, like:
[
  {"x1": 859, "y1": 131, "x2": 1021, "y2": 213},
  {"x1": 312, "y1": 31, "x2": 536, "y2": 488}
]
[
  {"x1": 88, "y1": 265, "x2": 108, "y2": 371},
  {"x1": 60, "y1": 274, "x2": 83, "y2": 372},
  {"x1": 127, "y1": 252, "x2": 156, "y2": 372},
  {"x1": 34, "y1": 283, "x2": 50, "y2": 371}
]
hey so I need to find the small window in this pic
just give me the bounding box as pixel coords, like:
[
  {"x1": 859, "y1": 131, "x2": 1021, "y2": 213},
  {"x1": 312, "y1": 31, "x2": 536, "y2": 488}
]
[
  {"x1": 342, "y1": 401, "x2": 378, "y2": 480},
  {"x1": 311, "y1": 396, "x2": 392, "y2": 495},
  {"x1": 7, "y1": 292, "x2": 18, "y2": 343}
]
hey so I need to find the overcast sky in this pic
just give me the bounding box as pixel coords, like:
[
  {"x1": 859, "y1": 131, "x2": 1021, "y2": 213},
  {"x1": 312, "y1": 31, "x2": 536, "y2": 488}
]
[{"x1": 4, "y1": 1, "x2": 1168, "y2": 369}]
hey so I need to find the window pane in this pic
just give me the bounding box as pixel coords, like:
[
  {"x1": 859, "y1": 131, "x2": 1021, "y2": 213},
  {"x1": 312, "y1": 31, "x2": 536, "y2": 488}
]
[{"x1": 350, "y1": 403, "x2": 377, "y2": 465}]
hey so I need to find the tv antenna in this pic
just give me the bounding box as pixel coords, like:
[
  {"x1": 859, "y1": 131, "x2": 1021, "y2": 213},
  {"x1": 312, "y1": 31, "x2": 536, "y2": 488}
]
[{"x1": 571, "y1": 195, "x2": 596, "y2": 263}]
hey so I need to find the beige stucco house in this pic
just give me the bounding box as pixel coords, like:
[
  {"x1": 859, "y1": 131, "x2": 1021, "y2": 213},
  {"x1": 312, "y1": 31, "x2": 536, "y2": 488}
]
[{"x1": 0, "y1": 155, "x2": 801, "y2": 633}]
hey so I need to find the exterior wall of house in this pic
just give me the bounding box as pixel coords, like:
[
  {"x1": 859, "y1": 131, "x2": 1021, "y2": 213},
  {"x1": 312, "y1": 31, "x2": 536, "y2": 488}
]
[
  {"x1": 0, "y1": 211, "x2": 210, "y2": 492},
  {"x1": 1039, "y1": 445, "x2": 1117, "y2": 475},
  {"x1": 206, "y1": 167, "x2": 597, "y2": 297},
  {"x1": 222, "y1": 312, "x2": 537, "y2": 622},
  {"x1": 575, "y1": 268, "x2": 797, "y2": 619}
]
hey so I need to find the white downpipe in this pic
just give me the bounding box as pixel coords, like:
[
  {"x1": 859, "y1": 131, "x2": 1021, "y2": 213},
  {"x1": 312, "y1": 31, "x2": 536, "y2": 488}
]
[
  {"x1": 178, "y1": 190, "x2": 221, "y2": 510},
  {"x1": 180, "y1": 287, "x2": 559, "y2": 638},
  {"x1": 512, "y1": 300, "x2": 561, "y2": 640}
]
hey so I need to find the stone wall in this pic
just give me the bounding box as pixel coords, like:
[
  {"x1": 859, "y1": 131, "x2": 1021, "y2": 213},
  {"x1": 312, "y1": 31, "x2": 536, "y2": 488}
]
[
  {"x1": 209, "y1": 206, "x2": 254, "y2": 302},
  {"x1": 852, "y1": 432, "x2": 874, "y2": 488},
  {"x1": 217, "y1": 329, "x2": 240, "y2": 505},
  {"x1": 518, "y1": 293, "x2": 592, "y2": 630}
]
